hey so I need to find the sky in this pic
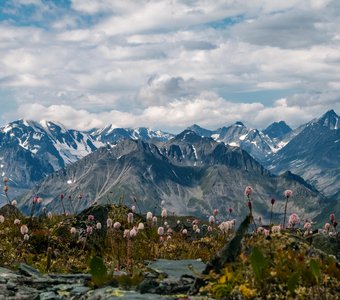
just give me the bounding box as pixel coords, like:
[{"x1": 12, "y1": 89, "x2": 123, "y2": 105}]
[{"x1": 0, "y1": 0, "x2": 339, "y2": 133}]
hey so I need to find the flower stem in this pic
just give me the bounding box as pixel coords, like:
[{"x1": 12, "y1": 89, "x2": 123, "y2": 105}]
[{"x1": 283, "y1": 196, "x2": 289, "y2": 229}]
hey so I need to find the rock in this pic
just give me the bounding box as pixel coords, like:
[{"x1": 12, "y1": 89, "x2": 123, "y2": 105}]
[
  {"x1": 39, "y1": 291, "x2": 61, "y2": 300},
  {"x1": 19, "y1": 263, "x2": 44, "y2": 278},
  {"x1": 147, "y1": 259, "x2": 205, "y2": 278}
]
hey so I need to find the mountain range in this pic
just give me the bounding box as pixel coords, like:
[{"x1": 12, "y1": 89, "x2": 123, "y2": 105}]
[{"x1": 0, "y1": 109, "x2": 338, "y2": 222}]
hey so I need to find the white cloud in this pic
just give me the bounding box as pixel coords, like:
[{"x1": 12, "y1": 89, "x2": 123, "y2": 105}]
[{"x1": 0, "y1": 0, "x2": 339, "y2": 131}]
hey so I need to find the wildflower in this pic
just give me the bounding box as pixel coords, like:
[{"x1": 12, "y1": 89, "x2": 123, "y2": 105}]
[
  {"x1": 146, "y1": 212, "x2": 153, "y2": 221},
  {"x1": 107, "y1": 218, "x2": 113, "y2": 228},
  {"x1": 208, "y1": 226, "x2": 213, "y2": 232},
  {"x1": 131, "y1": 205, "x2": 136, "y2": 213},
  {"x1": 257, "y1": 227, "x2": 265, "y2": 234},
  {"x1": 284, "y1": 190, "x2": 293, "y2": 198},
  {"x1": 127, "y1": 212, "x2": 134, "y2": 224},
  {"x1": 283, "y1": 189, "x2": 293, "y2": 228},
  {"x1": 47, "y1": 212, "x2": 52, "y2": 219},
  {"x1": 213, "y1": 209, "x2": 218, "y2": 216},
  {"x1": 3, "y1": 177, "x2": 8, "y2": 183},
  {"x1": 193, "y1": 224, "x2": 198, "y2": 231},
  {"x1": 195, "y1": 228, "x2": 200, "y2": 234},
  {"x1": 167, "y1": 227, "x2": 173, "y2": 234},
  {"x1": 209, "y1": 216, "x2": 215, "y2": 224},
  {"x1": 88, "y1": 215, "x2": 94, "y2": 221},
  {"x1": 33, "y1": 196, "x2": 39, "y2": 204},
  {"x1": 113, "y1": 222, "x2": 121, "y2": 229},
  {"x1": 3, "y1": 186, "x2": 8, "y2": 193},
  {"x1": 264, "y1": 229, "x2": 270, "y2": 236},
  {"x1": 159, "y1": 236, "x2": 164, "y2": 242},
  {"x1": 157, "y1": 227, "x2": 164, "y2": 236},
  {"x1": 303, "y1": 222, "x2": 312, "y2": 230},
  {"x1": 182, "y1": 229, "x2": 188, "y2": 235},
  {"x1": 244, "y1": 186, "x2": 253, "y2": 197},
  {"x1": 161, "y1": 200, "x2": 165, "y2": 207},
  {"x1": 161, "y1": 208, "x2": 167, "y2": 219},
  {"x1": 288, "y1": 213, "x2": 300, "y2": 228},
  {"x1": 324, "y1": 223, "x2": 331, "y2": 231},
  {"x1": 20, "y1": 225, "x2": 28, "y2": 235},
  {"x1": 167, "y1": 235, "x2": 172, "y2": 241},
  {"x1": 123, "y1": 229, "x2": 130, "y2": 238},
  {"x1": 130, "y1": 228, "x2": 137, "y2": 238},
  {"x1": 14, "y1": 219, "x2": 20, "y2": 225},
  {"x1": 152, "y1": 216, "x2": 158, "y2": 224},
  {"x1": 177, "y1": 220, "x2": 180, "y2": 224},
  {"x1": 330, "y1": 213, "x2": 335, "y2": 224},
  {"x1": 164, "y1": 221, "x2": 168, "y2": 226},
  {"x1": 0, "y1": 215, "x2": 4, "y2": 223},
  {"x1": 138, "y1": 223, "x2": 144, "y2": 230},
  {"x1": 11, "y1": 200, "x2": 17, "y2": 206},
  {"x1": 86, "y1": 226, "x2": 93, "y2": 234},
  {"x1": 272, "y1": 225, "x2": 281, "y2": 234},
  {"x1": 23, "y1": 234, "x2": 29, "y2": 241},
  {"x1": 96, "y1": 222, "x2": 102, "y2": 230},
  {"x1": 70, "y1": 227, "x2": 77, "y2": 234}
]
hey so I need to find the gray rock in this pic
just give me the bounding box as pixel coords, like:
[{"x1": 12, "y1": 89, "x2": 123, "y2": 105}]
[
  {"x1": 147, "y1": 259, "x2": 205, "y2": 278},
  {"x1": 19, "y1": 263, "x2": 44, "y2": 278}
]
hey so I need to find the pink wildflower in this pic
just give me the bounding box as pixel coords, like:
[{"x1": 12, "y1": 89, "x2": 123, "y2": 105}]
[
  {"x1": 107, "y1": 218, "x2": 113, "y2": 228},
  {"x1": 213, "y1": 209, "x2": 218, "y2": 216},
  {"x1": 209, "y1": 216, "x2": 215, "y2": 224},
  {"x1": 284, "y1": 190, "x2": 293, "y2": 198},
  {"x1": 138, "y1": 223, "x2": 144, "y2": 230},
  {"x1": 288, "y1": 213, "x2": 300, "y2": 227},
  {"x1": 127, "y1": 212, "x2": 134, "y2": 224},
  {"x1": 20, "y1": 225, "x2": 28, "y2": 235},
  {"x1": 88, "y1": 215, "x2": 94, "y2": 221},
  {"x1": 161, "y1": 209, "x2": 167, "y2": 219},
  {"x1": 130, "y1": 228, "x2": 137, "y2": 238},
  {"x1": 70, "y1": 227, "x2": 77, "y2": 234},
  {"x1": 113, "y1": 222, "x2": 121, "y2": 229},
  {"x1": 244, "y1": 186, "x2": 253, "y2": 197},
  {"x1": 123, "y1": 229, "x2": 130, "y2": 238},
  {"x1": 146, "y1": 212, "x2": 153, "y2": 221},
  {"x1": 86, "y1": 226, "x2": 93, "y2": 234},
  {"x1": 157, "y1": 226, "x2": 164, "y2": 236},
  {"x1": 182, "y1": 229, "x2": 188, "y2": 235}
]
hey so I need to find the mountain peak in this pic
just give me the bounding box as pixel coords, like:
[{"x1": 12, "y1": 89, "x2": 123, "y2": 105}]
[
  {"x1": 186, "y1": 124, "x2": 214, "y2": 137},
  {"x1": 263, "y1": 121, "x2": 292, "y2": 139},
  {"x1": 234, "y1": 121, "x2": 245, "y2": 127},
  {"x1": 174, "y1": 129, "x2": 207, "y2": 143},
  {"x1": 317, "y1": 109, "x2": 339, "y2": 130}
]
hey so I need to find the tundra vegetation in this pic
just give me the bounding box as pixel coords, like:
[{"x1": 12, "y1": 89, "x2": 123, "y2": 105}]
[{"x1": 0, "y1": 181, "x2": 339, "y2": 299}]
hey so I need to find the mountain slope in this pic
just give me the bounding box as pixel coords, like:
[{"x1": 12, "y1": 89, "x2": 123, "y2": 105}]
[
  {"x1": 267, "y1": 110, "x2": 340, "y2": 197},
  {"x1": 19, "y1": 133, "x2": 326, "y2": 222}
]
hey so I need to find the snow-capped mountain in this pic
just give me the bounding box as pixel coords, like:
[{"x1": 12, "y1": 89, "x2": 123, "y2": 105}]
[
  {"x1": 20, "y1": 131, "x2": 326, "y2": 221},
  {"x1": 0, "y1": 119, "x2": 101, "y2": 198},
  {"x1": 0, "y1": 119, "x2": 99, "y2": 169},
  {"x1": 266, "y1": 110, "x2": 340, "y2": 197},
  {"x1": 186, "y1": 122, "x2": 282, "y2": 164},
  {"x1": 91, "y1": 125, "x2": 174, "y2": 143}
]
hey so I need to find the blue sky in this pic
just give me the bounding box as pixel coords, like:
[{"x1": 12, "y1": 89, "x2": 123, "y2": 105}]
[{"x1": 0, "y1": 0, "x2": 339, "y2": 132}]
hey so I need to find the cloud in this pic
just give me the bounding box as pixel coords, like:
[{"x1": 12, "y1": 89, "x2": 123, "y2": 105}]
[{"x1": 0, "y1": 0, "x2": 340, "y2": 131}]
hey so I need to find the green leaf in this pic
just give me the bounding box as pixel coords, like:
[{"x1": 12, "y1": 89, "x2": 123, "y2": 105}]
[
  {"x1": 89, "y1": 256, "x2": 107, "y2": 286},
  {"x1": 310, "y1": 259, "x2": 321, "y2": 283},
  {"x1": 250, "y1": 247, "x2": 268, "y2": 280},
  {"x1": 287, "y1": 272, "x2": 299, "y2": 294}
]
